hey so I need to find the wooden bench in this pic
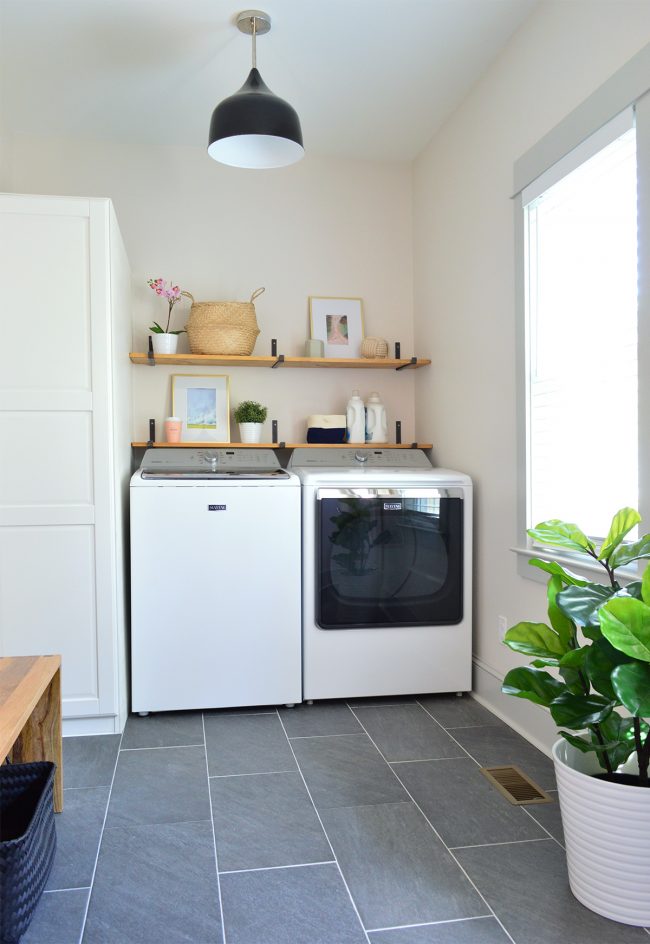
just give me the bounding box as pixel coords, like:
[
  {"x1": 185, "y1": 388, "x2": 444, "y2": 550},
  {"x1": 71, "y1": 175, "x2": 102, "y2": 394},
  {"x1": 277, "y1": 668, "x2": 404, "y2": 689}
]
[{"x1": 0, "y1": 656, "x2": 63, "y2": 812}]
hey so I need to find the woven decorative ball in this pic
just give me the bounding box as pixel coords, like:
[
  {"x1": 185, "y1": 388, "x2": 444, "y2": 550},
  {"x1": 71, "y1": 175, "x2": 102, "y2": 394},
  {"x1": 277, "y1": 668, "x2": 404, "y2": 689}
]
[{"x1": 361, "y1": 337, "x2": 389, "y2": 359}]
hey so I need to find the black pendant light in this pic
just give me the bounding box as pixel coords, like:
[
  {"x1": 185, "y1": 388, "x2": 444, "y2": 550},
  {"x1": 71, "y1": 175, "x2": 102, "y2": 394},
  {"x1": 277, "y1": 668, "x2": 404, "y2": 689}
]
[{"x1": 208, "y1": 10, "x2": 304, "y2": 169}]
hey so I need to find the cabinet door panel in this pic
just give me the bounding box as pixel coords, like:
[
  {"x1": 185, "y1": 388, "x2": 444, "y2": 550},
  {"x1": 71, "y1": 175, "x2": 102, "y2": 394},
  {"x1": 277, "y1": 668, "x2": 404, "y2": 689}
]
[
  {"x1": 0, "y1": 412, "x2": 94, "y2": 507},
  {"x1": 0, "y1": 525, "x2": 100, "y2": 715},
  {"x1": 0, "y1": 213, "x2": 91, "y2": 393}
]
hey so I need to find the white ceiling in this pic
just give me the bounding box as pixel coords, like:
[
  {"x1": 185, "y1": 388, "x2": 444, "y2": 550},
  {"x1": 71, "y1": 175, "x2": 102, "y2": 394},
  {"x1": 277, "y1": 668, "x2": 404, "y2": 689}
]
[{"x1": 0, "y1": 0, "x2": 539, "y2": 162}]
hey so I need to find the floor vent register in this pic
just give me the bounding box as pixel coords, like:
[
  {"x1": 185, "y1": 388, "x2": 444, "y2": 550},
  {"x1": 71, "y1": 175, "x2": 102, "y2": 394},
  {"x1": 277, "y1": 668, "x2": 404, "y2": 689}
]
[{"x1": 480, "y1": 765, "x2": 552, "y2": 805}]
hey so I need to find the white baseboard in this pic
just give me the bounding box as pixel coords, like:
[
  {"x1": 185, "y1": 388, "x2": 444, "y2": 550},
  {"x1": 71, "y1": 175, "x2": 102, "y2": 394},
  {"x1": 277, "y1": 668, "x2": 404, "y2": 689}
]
[
  {"x1": 63, "y1": 715, "x2": 123, "y2": 737},
  {"x1": 471, "y1": 657, "x2": 558, "y2": 759}
]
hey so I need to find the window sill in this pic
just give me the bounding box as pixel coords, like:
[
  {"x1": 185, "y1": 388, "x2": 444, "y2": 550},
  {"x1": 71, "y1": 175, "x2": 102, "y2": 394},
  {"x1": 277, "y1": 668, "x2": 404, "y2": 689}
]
[{"x1": 511, "y1": 545, "x2": 641, "y2": 586}]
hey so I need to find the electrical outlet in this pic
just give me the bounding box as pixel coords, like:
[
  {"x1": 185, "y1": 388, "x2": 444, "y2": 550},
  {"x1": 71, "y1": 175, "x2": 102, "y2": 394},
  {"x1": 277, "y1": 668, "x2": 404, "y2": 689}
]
[{"x1": 498, "y1": 615, "x2": 508, "y2": 642}]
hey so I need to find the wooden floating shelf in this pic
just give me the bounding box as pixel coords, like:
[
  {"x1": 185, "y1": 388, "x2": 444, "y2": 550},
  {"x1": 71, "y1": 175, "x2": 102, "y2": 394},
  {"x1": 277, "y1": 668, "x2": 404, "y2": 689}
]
[
  {"x1": 129, "y1": 353, "x2": 430, "y2": 370},
  {"x1": 132, "y1": 442, "x2": 433, "y2": 450}
]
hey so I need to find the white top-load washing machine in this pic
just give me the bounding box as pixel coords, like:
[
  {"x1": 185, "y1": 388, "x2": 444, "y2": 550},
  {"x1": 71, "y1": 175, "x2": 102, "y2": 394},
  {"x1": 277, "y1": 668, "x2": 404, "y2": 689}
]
[
  {"x1": 288, "y1": 447, "x2": 472, "y2": 701},
  {"x1": 130, "y1": 448, "x2": 301, "y2": 713}
]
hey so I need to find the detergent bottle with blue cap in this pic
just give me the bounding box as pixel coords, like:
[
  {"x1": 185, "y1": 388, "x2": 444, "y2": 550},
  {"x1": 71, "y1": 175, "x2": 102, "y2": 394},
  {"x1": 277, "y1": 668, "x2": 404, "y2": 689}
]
[{"x1": 346, "y1": 390, "x2": 366, "y2": 443}]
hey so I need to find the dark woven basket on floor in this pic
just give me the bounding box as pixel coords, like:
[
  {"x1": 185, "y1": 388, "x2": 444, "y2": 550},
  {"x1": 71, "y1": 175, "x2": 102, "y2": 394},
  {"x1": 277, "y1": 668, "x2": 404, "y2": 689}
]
[{"x1": 0, "y1": 762, "x2": 57, "y2": 944}]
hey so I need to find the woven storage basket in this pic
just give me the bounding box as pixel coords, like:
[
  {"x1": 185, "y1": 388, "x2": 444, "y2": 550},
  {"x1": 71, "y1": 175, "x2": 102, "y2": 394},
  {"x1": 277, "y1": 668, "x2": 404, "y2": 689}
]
[
  {"x1": 186, "y1": 287, "x2": 264, "y2": 355},
  {"x1": 0, "y1": 762, "x2": 57, "y2": 944},
  {"x1": 361, "y1": 337, "x2": 389, "y2": 359}
]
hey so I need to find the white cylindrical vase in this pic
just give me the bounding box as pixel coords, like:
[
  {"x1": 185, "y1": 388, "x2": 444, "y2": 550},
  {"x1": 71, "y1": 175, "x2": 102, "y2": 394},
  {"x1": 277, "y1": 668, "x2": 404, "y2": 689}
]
[
  {"x1": 553, "y1": 738, "x2": 650, "y2": 926},
  {"x1": 151, "y1": 333, "x2": 178, "y2": 355},
  {"x1": 239, "y1": 423, "x2": 262, "y2": 444}
]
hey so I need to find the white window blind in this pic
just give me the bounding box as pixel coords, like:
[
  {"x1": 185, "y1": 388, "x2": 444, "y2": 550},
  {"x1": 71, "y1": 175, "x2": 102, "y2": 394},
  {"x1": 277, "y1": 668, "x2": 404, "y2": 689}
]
[{"x1": 524, "y1": 116, "x2": 638, "y2": 540}]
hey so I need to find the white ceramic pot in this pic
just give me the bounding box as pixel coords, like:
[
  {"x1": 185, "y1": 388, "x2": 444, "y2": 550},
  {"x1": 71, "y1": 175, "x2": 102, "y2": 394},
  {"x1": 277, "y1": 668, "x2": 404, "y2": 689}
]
[
  {"x1": 239, "y1": 422, "x2": 262, "y2": 444},
  {"x1": 151, "y1": 333, "x2": 178, "y2": 355},
  {"x1": 553, "y1": 738, "x2": 650, "y2": 926}
]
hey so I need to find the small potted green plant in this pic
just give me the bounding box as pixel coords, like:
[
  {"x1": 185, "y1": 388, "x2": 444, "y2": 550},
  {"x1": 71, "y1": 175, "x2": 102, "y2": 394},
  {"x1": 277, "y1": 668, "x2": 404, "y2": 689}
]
[
  {"x1": 502, "y1": 507, "x2": 650, "y2": 925},
  {"x1": 234, "y1": 400, "x2": 268, "y2": 443},
  {"x1": 147, "y1": 278, "x2": 190, "y2": 354}
]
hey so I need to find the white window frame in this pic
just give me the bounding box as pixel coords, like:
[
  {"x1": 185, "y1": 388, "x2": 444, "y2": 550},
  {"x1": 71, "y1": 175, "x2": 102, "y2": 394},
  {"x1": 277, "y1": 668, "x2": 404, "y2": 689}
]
[{"x1": 514, "y1": 42, "x2": 650, "y2": 583}]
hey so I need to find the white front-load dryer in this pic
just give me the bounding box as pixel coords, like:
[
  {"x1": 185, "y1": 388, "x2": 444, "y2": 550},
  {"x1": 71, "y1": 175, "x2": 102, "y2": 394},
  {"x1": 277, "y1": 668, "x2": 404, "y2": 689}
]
[
  {"x1": 130, "y1": 448, "x2": 301, "y2": 713},
  {"x1": 288, "y1": 448, "x2": 472, "y2": 701}
]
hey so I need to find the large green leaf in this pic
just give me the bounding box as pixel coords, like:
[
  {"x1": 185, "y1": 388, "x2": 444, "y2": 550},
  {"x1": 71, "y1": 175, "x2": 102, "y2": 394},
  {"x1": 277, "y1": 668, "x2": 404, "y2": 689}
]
[
  {"x1": 598, "y1": 508, "x2": 641, "y2": 561},
  {"x1": 528, "y1": 558, "x2": 588, "y2": 586},
  {"x1": 547, "y1": 575, "x2": 575, "y2": 649},
  {"x1": 611, "y1": 662, "x2": 650, "y2": 717},
  {"x1": 599, "y1": 597, "x2": 650, "y2": 662},
  {"x1": 549, "y1": 692, "x2": 614, "y2": 729},
  {"x1": 599, "y1": 714, "x2": 643, "y2": 770},
  {"x1": 556, "y1": 583, "x2": 614, "y2": 628},
  {"x1": 610, "y1": 534, "x2": 650, "y2": 569},
  {"x1": 643, "y1": 565, "x2": 650, "y2": 606},
  {"x1": 528, "y1": 520, "x2": 596, "y2": 555},
  {"x1": 502, "y1": 667, "x2": 565, "y2": 707},
  {"x1": 503, "y1": 622, "x2": 565, "y2": 660},
  {"x1": 559, "y1": 647, "x2": 589, "y2": 668},
  {"x1": 584, "y1": 638, "x2": 633, "y2": 700}
]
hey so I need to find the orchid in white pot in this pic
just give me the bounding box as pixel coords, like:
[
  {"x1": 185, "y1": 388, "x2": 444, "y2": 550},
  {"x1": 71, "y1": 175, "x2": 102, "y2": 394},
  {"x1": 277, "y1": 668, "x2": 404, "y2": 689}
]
[{"x1": 147, "y1": 278, "x2": 191, "y2": 354}]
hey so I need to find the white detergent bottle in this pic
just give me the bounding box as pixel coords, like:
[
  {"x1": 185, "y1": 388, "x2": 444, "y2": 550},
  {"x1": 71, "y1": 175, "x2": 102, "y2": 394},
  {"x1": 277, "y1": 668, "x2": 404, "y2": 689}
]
[
  {"x1": 365, "y1": 392, "x2": 388, "y2": 443},
  {"x1": 346, "y1": 389, "x2": 366, "y2": 443}
]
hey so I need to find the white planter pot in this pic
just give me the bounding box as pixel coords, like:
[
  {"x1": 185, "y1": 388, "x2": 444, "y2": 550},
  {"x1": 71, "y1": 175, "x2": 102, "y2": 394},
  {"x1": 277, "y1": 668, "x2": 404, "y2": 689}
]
[
  {"x1": 151, "y1": 333, "x2": 178, "y2": 355},
  {"x1": 553, "y1": 738, "x2": 650, "y2": 926},
  {"x1": 239, "y1": 422, "x2": 262, "y2": 444}
]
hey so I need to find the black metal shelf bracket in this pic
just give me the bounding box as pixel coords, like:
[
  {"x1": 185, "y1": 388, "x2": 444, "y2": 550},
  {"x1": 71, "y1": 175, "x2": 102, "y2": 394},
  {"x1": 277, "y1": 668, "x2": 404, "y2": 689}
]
[
  {"x1": 271, "y1": 354, "x2": 285, "y2": 369},
  {"x1": 410, "y1": 442, "x2": 418, "y2": 449},
  {"x1": 395, "y1": 342, "x2": 401, "y2": 359},
  {"x1": 147, "y1": 419, "x2": 156, "y2": 448},
  {"x1": 147, "y1": 336, "x2": 155, "y2": 366},
  {"x1": 396, "y1": 356, "x2": 417, "y2": 371},
  {"x1": 271, "y1": 338, "x2": 278, "y2": 357},
  {"x1": 272, "y1": 420, "x2": 278, "y2": 443},
  {"x1": 395, "y1": 420, "x2": 402, "y2": 444}
]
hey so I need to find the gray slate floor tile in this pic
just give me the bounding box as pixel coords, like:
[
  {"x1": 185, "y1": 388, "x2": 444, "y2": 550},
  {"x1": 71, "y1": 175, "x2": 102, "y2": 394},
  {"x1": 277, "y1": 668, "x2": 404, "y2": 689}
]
[
  {"x1": 522, "y1": 790, "x2": 565, "y2": 844},
  {"x1": 419, "y1": 695, "x2": 500, "y2": 729},
  {"x1": 280, "y1": 701, "x2": 362, "y2": 737},
  {"x1": 121, "y1": 710, "x2": 204, "y2": 749},
  {"x1": 22, "y1": 889, "x2": 89, "y2": 944},
  {"x1": 291, "y1": 734, "x2": 408, "y2": 809},
  {"x1": 205, "y1": 713, "x2": 296, "y2": 776},
  {"x1": 106, "y1": 745, "x2": 210, "y2": 828},
  {"x1": 450, "y1": 724, "x2": 556, "y2": 790},
  {"x1": 210, "y1": 771, "x2": 331, "y2": 872},
  {"x1": 320, "y1": 801, "x2": 485, "y2": 929},
  {"x1": 47, "y1": 786, "x2": 109, "y2": 890},
  {"x1": 220, "y1": 863, "x2": 367, "y2": 944},
  {"x1": 353, "y1": 704, "x2": 465, "y2": 762},
  {"x1": 62, "y1": 735, "x2": 120, "y2": 788},
  {"x1": 456, "y1": 838, "x2": 648, "y2": 944},
  {"x1": 84, "y1": 822, "x2": 223, "y2": 943},
  {"x1": 368, "y1": 917, "x2": 511, "y2": 943},
  {"x1": 392, "y1": 757, "x2": 546, "y2": 848}
]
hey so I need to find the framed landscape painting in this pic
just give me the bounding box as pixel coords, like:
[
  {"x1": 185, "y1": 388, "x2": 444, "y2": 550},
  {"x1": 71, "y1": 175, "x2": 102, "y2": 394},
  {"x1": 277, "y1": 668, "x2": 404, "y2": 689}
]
[{"x1": 171, "y1": 374, "x2": 230, "y2": 442}]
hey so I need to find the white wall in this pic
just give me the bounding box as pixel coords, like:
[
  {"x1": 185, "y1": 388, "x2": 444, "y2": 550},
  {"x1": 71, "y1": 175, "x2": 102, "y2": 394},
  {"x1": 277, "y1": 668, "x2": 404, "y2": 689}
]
[
  {"x1": 6, "y1": 137, "x2": 416, "y2": 443},
  {"x1": 413, "y1": 1, "x2": 650, "y2": 749}
]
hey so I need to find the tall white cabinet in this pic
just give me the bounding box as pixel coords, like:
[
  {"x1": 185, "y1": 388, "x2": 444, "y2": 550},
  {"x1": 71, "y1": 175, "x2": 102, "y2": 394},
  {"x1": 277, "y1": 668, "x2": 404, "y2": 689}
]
[{"x1": 0, "y1": 194, "x2": 131, "y2": 735}]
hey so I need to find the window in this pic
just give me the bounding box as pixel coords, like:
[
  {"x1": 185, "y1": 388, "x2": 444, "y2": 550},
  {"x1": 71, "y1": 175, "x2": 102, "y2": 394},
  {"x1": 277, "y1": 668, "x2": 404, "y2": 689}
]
[{"x1": 521, "y1": 111, "x2": 638, "y2": 543}]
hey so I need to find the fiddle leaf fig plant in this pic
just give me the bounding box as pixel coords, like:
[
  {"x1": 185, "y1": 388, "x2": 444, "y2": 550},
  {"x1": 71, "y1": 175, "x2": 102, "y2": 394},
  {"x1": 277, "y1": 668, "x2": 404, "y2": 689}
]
[{"x1": 502, "y1": 507, "x2": 650, "y2": 785}]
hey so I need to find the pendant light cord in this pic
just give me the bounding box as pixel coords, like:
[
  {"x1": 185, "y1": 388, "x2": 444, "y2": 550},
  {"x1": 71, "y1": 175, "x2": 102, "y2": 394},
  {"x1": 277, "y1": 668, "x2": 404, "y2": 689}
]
[{"x1": 251, "y1": 15, "x2": 257, "y2": 68}]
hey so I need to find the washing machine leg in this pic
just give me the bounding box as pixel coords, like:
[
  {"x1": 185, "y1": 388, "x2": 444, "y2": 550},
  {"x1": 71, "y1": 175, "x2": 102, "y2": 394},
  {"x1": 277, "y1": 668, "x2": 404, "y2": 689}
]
[
  {"x1": 455, "y1": 692, "x2": 464, "y2": 698},
  {"x1": 138, "y1": 711, "x2": 150, "y2": 717},
  {"x1": 284, "y1": 703, "x2": 296, "y2": 708},
  {"x1": 306, "y1": 700, "x2": 313, "y2": 705}
]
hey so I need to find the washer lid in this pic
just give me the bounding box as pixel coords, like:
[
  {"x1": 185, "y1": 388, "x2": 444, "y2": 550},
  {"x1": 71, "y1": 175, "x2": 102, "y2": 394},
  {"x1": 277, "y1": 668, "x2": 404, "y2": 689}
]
[{"x1": 140, "y1": 448, "x2": 290, "y2": 480}]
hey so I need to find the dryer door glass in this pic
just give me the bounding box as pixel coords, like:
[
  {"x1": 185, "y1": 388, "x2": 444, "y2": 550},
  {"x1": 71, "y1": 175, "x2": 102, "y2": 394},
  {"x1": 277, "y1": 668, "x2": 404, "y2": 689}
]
[{"x1": 317, "y1": 488, "x2": 463, "y2": 629}]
